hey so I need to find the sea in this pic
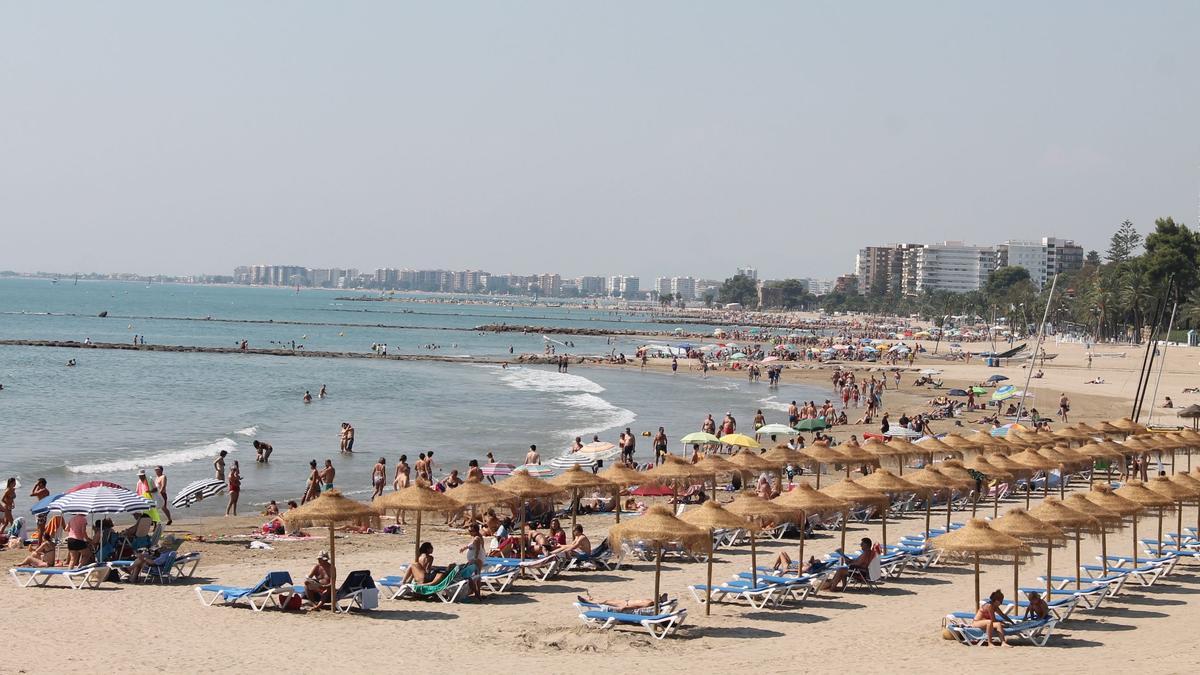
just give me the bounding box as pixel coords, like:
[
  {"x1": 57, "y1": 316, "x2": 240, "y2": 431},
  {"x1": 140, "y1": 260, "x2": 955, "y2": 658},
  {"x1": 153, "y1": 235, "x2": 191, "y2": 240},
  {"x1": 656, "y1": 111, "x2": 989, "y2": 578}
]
[{"x1": 0, "y1": 278, "x2": 823, "y2": 514}]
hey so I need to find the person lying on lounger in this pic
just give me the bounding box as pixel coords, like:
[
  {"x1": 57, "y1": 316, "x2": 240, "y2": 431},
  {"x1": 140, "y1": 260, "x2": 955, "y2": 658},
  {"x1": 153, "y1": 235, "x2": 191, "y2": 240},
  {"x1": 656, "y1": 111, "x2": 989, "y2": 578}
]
[
  {"x1": 578, "y1": 592, "x2": 669, "y2": 612},
  {"x1": 820, "y1": 537, "x2": 877, "y2": 591},
  {"x1": 972, "y1": 589, "x2": 1014, "y2": 647},
  {"x1": 770, "y1": 552, "x2": 832, "y2": 574}
]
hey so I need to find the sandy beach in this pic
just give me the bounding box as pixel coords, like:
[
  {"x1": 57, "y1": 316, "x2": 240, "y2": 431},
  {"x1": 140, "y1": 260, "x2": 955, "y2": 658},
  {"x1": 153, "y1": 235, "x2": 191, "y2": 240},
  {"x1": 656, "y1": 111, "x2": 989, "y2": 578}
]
[{"x1": 6, "y1": 340, "x2": 1200, "y2": 674}]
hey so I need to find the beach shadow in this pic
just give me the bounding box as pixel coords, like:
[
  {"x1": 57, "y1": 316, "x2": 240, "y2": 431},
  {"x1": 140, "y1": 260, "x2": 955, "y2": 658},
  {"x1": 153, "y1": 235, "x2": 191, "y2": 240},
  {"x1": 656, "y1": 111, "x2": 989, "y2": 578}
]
[
  {"x1": 369, "y1": 609, "x2": 459, "y2": 621},
  {"x1": 1142, "y1": 584, "x2": 1200, "y2": 595},
  {"x1": 680, "y1": 626, "x2": 785, "y2": 640},
  {"x1": 924, "y1": 565, "x2": 976, "y2": 576},
  {"x1": 562, "y1": 573, "x2": 628, "y2": 584},
  {"x1": 1090, "y1": 607, "x2": 1171, "y2": 619},
  {"x1": 801, "y1": 598, "x2": 867, "y2": 610},
  {"x1": 893, "y1": 576, "x2": 951, "y2": 586},
  {"x1": 1108, "y1": 595, "x2": 1184, "y2": 607},
  {"x1": 519, "y1": 583, "x2": 587, "y2": 594},
  {"x1": 1051, "y1": 636, "x2": 1105, "y2": 648},
  {"x1": 1061, "y1": 619, "x2": 1137, "y2": 632},
  {"x1": 741, "y1": 611, "x2": 829, "y2": 624},
  {"x1": 480, "y1": 594, "x2": 538, "y2": 605},
  {"x1": 850, "y1": 586, "x2": 914, "y2": 597}
]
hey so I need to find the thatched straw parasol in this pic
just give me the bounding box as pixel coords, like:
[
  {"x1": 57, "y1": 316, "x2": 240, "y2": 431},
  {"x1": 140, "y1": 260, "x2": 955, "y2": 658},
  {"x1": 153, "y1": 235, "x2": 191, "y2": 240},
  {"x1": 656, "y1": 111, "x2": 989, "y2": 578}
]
[
  {"x1": 1094, "y1": 420, "x2": 1124, "y2": 435},
  {"x1": 376, "y1": 482, "x2": 462, "y2": 559},
  {"x1": 285, "y1": 489, "x2": 381, "y2": 612},
  {"x1": 1115, "y1": 480, "x2": 1173, "y2": 567},
  {"x1": 802, "y1": 444, "x2": 847, "y2": 487},
  {"x1": 963, "y1": 456, "x2": 1015, "y2": 518},
  {"x1": 609, "y1": 505, "x2": 707, "y2": 614},
  {"x1": 855, "y1": 470, "x2": 924, "y2": 548},
  {"x1": 885, "y1": 438, "x2": 925, "y2": 473},
  {"x1": 991, "y1": 508, "x2": 1067, "y2": 601},
  {"x1": 646, "y1": 455, "x2": 708, "y2": 502},
  {"x1": 1036, "y1": 447, "x2": 1084, "y2": 499},
  {"x1": 761, "y1": 445, "x2": 809, "y2": 483},
  {"x1": 904, "y1": 467, "x2": 967, "y2": 537},
  {"x1": 727, "y1": 448, "x2": 780, "y2": 490},
  {"x1": 1073, "y1": 422, "x2": 1102, "y2": 435},
  {"x1": 1028, "y1": 498, "x2": 1101, "y2": 590},
  {"x1": 835, "y1": 442, "x2": 881, "y2": 477},
  {"x1": 1063, "y1": 493, "x2": 1124, "y2": 576},
  {"x1": 1008, "y1": 449, "x2": 1060, "y2": 505},
  {"x1": 693, "y1": 453, "x2": 738, "y2": 502},
  {"x1": 1146, "y1": 476, "x2": 1198, "y2": 557},
  {"x1": 915, "y1": 436, "x2": 960, "y2": 459},
  {"x1": 774, "y1": 484, "x2": 849, "y2": 571},
  {"x1": 597, "y1": 463, "x2": 645, "y2": 523},
  {"x1": 446, "y1": 476, "x2": 517, "y2": 526},
  {"x1": 496, "y1": 470, "x2": 566, "y2": 561},
  {"x1": 1170, "y1": 472, "x2": 1200, "y2": 537},
  {"x1": 725, "y1": 494, "x2": 796, "y2": 587},
  {"x1": 680, "y1": 501, "x2": 754, "y2": 615},
  {"x1": 821, "y1": 480, "x2": 890, "y2": 551},
  {"x1": 863, "y1": 439, "x2": 904, "y2": 476},
  {"x1": 931, "y1": 519, "x2": 1029, "y2": 607},
  {"x1": 1110, "y1": 417, "x2": 1150, "y2": 435},
  {"x1": 549, "y1": 465, "x2": 615, "y2": 529},
  {"x1": 939, "y1": 434, "x2": 982, "y2": 454}
]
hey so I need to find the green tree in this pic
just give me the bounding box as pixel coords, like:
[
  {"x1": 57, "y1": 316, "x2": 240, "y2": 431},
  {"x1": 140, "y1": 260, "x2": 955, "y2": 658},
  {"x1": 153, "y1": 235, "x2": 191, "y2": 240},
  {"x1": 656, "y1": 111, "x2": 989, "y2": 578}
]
[
  {"x1": 776, "y1": 279, "x2": 811, "y2": 309},
  {"x1": 658, "y1": 292, "x2": 674, "y2": 308},
  {"x1": 702, "y1": 291, "x2": 715, "y2": 308},
  {"x1": 1085, "y1": 250, "x2": 1101, "y2": 267},
  {"x1": 718, "y1": 274, "x2": 759, "y2": 307},
  {"x1": 1105, "y1": 220, "x2": 1142, "y2": 264},
  {"x1": 985, "y1": 266, "x2": 1031, "y2": 297},
  {"x1": 1142, "y1": 217, "x2": 1200, "y2": 304}
]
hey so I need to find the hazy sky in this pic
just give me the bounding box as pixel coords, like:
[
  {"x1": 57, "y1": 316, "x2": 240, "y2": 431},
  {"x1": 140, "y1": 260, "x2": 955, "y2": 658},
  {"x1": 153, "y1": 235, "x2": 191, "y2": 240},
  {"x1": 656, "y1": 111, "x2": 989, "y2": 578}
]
[{"x1": 3, "y1": 2, "x2": 1198, "y2": 281}]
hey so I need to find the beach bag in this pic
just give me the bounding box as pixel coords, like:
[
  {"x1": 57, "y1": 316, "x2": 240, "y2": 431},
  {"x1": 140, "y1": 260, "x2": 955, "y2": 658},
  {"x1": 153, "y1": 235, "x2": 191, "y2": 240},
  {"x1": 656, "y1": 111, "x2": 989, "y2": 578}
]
[
  {"x1": 359, "y1": 588, "x2": 379, "y2": 610},
  {"x1": 283, "y1": 594, "x2": 303, "y2": 611}
]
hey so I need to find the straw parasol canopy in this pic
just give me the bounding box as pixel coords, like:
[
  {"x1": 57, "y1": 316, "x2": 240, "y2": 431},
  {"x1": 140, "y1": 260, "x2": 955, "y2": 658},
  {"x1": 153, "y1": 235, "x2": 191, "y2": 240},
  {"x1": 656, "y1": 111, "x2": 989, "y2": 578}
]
[
  {"x1": 1109, "y1": 417, "x2": 1150, "y2": 435},
  {"x1": 915, "y1": 437, "x2": 960, "y2": 458},
  {"x1": 835, "y1": 442, "x2": 881, "y2": 467},
  {"x1": 1062, "y1": 494, "x2": 1122, "y2": 528},
  {"x1": 986, "y1": 453, "x2": 1032, "y2": 476},
  {"x1": 939, "y1": 434, "x2": 982, "y2": 453},
  {"x1": 1115, "y1": 480, "x2": 1174, "y2": 508},
  {"x1": 375, "y1": 482, "x2": 464, "y2": 559},
  {"x1": 1100, "y1": 439, "x2": 1138, "y2": 457},
  {"x1": 762, "y1": 445, "x2": 808, "y2": 467},
  {"x1": 609, "y1": 504, "x2": 708, "y2": 614},
  {"x1": 862, "y1": 438, "x2": 902, "y2": 460},
  {"x1": 1084, "y1": 485, "x2": 1144, "y2": 516},
  {"x1": 1009, "y1": 448, "x2": 1059, "y2": 471},
  {"x1": 726, "y1": 493, "x2": 796, "y2": 524},
  {"x1": 727, "y1": 448, "x2": 780, "y2": 473},
  {"x1": 962, "y1": 456, "x2": 1015, "y2": 481},
  {"x1": 596, "y1": 463, "x2": 645, "y2": 523},
  {"x1": 1028, "y1": 498, "x2": 1101, "y2": 533},
  {"x1": 497, "y1": 469, "x2": 567, "y2": 500},
  {"x1": 1170, "y1": 471, "x2": 1200, "y2": 494},
  {"x1": 935, "y1": 460, "x2": 977, "y2": 485},
  {"x1": 774, "y1": 483, "x2": 849, "y2": 514},
  {"x1": 1073, "y1": 422, "x2": 1101, "y2": 435},
  {"x1": 1179, "y1": 429, "x2": 1200, "y2": 443},
  {"x1": 800, "y1": 444, "x2": 847, "y2": 486},
  {"x1": 821, "y1": 479, "x2": 890, "y2": 550},
  {"x1": 284, "y1": 489, "x2": 381, "y2": 612},
  {"x1": 1075, "y1": 442, "x2": 1124, "y2": 462},
  {"x1": 693, "y1": 453, "x2": 738, "y2": 501},
  {"x1": 446, "y1": 476, "x2": 519, "y2": 507},
  {"x1": 645, "y1": 455, "x2": 708, "y2": 489},
  {"x1": 991, "y1": 507, "x2": 1068, "y2": 601},
  {"x1": 930, "y1": 519, "x2": 1030, "y2": 607},
  {"x1": 906, "y1": 466, "x2": 970, "y2": 534},
  {"x1": 549, "y1": 465, "x2": 616, "y2": 528},
  {"x1": 855, "y1": 469, "x2": 924, "y2": 495}
]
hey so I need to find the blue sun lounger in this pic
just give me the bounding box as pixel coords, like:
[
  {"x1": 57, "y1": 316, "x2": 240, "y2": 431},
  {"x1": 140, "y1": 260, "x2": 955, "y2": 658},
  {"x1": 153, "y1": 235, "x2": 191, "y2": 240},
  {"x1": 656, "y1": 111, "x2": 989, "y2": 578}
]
[
  {"x1": 195, "y1": 571, "x2": 294, "y2": 611},
  {"x1": 946, "y1": 618, "x2": 1058, "y2": 646},
  {"x1": 1020, "y1": 584, "x2": 1109, "y2": 610},
  {"x1": 578, "y1": 608, "x2": 687, "y2": 640},
  {"x1": 9, "y1": 563, "x2": 111, "y2": 590}
]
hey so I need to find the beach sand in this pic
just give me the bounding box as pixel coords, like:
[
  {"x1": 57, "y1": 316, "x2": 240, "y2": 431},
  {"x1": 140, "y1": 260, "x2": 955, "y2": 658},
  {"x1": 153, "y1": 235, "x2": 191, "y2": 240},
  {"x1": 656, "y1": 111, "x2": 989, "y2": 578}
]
[{"x1": 5, "y1": 339, "x2": 1200, "y2": 673}]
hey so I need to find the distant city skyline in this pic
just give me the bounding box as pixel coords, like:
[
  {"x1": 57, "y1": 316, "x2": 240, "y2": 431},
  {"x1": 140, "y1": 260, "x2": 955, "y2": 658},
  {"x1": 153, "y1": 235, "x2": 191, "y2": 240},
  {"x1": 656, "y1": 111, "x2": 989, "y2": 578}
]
[{"x1": 3, "y1": 4, "x2": 1197, "y2": 279}]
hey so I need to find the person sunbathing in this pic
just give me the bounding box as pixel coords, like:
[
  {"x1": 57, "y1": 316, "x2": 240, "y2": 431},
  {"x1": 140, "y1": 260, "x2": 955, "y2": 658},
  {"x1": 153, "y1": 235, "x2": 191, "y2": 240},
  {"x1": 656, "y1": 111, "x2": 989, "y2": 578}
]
[
  {"x1": 556, "y1": 525, "x2": 591, "y2": 557},
  {"x1": 18, "y1": 537, "x2": 56, "y2": 568},
  {"x1": 577, "y1": 592, "x2": 669, "y2": 613},
  {"x1": 127, "y1": 547, "x2": 174, "y2": 582},
  {"x1": 770, "y1": 552, "x2": 831, "y2": 574},
  {"x1": 303, "y1": 552, "x2": 333, "y2": 611},
  {"x1": 972, "y1": 589, "x2": 1013, "y2": 646},
  {"x1": 400, "y1": 542, "x2": 449, "y2": 585},
  {"x1": 820, "y1": 537, "x2": 877, "y2": 591}
]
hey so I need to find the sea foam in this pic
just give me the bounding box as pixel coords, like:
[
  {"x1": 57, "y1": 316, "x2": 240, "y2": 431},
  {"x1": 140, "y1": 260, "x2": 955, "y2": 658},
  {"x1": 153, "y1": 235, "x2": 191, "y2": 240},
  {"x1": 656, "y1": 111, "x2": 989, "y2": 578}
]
[
  {"x1": 497, "y1": 366, "x2": 605, "y2": 394},
  {"x1": 67, "y1": 437, "x2": 239, "y2": 474}
]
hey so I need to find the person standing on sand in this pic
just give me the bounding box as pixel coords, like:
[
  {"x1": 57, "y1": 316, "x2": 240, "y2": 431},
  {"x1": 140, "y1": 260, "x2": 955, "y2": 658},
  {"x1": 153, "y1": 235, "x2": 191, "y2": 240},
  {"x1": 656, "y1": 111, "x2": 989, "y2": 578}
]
[
  {"x1": 394, "y1": 455, "x2": 411, "y2": 490},
  {"x1": 303, "y1": 460, "x2": 321, "y2": 503},
  {"x1": 226, "y1": 461, "x2": 241, "y2": 516},
  {"x1": 213, "y1": 450, "x2": 227, "y2": 481},
  {"x1": 483, "y1": 452, "x2": 496, "y2": 484},
  {"x1": 1, "y1": 478, "x2": 15, "y2": 529},
  {"x1": 1058, "y1": 393, "x2": 1070, "y2": 423},
  {"x1": 321, "y1": 459, "x2": 336, "y2": 491},
  {"x1": 372, "y1": 458, "x2": 387, "y2": 499},
  {"x1": 154, "y1": 466, "x2": 172, "y2": 525},
  {"x1": 415, "y1": 453, "x2": 428, "y2": 482}
]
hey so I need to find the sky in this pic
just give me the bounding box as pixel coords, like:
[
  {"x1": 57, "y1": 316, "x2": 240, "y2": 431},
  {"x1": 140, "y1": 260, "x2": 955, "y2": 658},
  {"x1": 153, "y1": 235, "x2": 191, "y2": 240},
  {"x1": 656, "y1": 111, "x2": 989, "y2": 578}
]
[{"x1": 2, "y1": 1, "x2": 1198, "y2": 281}]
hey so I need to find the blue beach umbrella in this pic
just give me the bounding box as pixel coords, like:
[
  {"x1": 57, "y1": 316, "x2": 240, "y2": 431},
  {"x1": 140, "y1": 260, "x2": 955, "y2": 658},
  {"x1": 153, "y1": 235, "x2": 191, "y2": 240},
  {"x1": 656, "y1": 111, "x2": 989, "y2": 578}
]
[{"x1": 30, "y1": 493, "x2": 65, "y2": 516}]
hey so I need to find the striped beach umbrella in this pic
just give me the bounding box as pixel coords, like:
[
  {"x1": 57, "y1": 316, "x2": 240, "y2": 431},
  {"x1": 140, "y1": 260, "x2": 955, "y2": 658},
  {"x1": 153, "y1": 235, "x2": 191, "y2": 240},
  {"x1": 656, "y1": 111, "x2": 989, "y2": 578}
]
[
  {"x1": 48, "y1": 486, "x2": 153, "y2": 516},
  {"x1": 514, "y1": 463, "x2": 554, "y2": 477},
  {"x1": 172, "y1": 478, "x2": 227, "y2": 508},
  {"x1": 548, "y1": 454, "x2": 597, "y2": 470},
  {"x1": 577, "y1": 442, "x2": 620, "y2": 460},
  {"x1": 480, "y1": 462, "x2": 516, "y2": 477}
]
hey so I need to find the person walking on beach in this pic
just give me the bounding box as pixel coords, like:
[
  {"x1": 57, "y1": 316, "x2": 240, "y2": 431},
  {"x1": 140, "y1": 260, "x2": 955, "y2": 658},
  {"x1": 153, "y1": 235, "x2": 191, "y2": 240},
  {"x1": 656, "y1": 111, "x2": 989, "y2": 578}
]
[
  {"x1": 303, "y1": 459, "x2": 321, "y2": 503},
  {"x1": 483, "y1": 452, "x2": 497, "y2": 483},
  {"x1": 1058, "y1": 393, "x2": 1070, "y2": 423},
  {"x1": 154, "y1": 466, "x2": 172, "y2": 525},
  {"x1": 372, "y1": 458, "x2": 387, "y2": 499},
  {"x1": 226, "y1": 461, "x2": 241, "y2": 516},
  {"x1": 415, "y1": 453, "x2": 429, "y2": 483},
  {"x1": 213, "y1": 450, "x2": 227, "y2": 481},
  {"x1": 426, "y1": 451, "x2": 436, "y2": 479},
  {"x1": 1, "y1": 478, "x2": 15, "y2": 529},
  {"x1": 621, "y1": 429, "x2": 636, "y2": 466},
  {"x1": 321, "y1": 459, "x2": 336, "y2": 491},
  {"x1": 702, "y1": 414, "x2": 716, "y2": 435},
  {"x1": 394, "y1": 455, "x2": 411, "y2": 491},
  {"x1": 653, "y1": 427, "x2": 668, "y2": 465}
]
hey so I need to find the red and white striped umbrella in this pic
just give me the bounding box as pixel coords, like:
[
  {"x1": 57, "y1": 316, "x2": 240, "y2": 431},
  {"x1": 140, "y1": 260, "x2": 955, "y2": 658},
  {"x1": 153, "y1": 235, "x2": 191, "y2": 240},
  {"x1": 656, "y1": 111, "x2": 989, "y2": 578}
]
[{"x1": 480, "y1": 462, "x2": 516, "y2": 477}]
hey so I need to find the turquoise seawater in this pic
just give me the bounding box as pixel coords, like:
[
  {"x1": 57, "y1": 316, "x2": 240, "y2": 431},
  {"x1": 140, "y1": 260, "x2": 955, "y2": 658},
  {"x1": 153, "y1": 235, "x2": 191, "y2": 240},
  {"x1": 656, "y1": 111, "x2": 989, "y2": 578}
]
[{"x1": 0, "y1": 279, "x2": 821, "y2": 514}]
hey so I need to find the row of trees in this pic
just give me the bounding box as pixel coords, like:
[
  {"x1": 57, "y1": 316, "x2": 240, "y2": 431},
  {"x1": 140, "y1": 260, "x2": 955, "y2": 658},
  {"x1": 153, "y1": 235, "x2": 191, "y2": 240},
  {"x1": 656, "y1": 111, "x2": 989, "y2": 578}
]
[{"x1": 710, "y1": 218, "x2": 1200, "y2": 341}]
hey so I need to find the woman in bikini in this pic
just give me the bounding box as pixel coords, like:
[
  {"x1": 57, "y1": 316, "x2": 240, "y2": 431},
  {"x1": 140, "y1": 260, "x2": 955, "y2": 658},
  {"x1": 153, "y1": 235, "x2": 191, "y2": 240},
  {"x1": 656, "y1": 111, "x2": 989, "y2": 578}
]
[
  {"x1": 226, "y1": 461, "x2": 241, "y2": 516},
  {"x1": 972, "y1": 589, "x2": 1013, "y2": 646},
  {"x1": 302, "y1": 460, "x2": 321, "y2": 504},
  {"x1": 371, "y1": 458, "x2": 387, "y2": 499}
]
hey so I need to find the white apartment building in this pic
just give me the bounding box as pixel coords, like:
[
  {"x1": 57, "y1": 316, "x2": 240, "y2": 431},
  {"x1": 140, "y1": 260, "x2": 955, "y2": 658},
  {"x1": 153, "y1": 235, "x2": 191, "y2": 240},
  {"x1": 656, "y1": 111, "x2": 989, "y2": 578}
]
[
  {"x1": 655, "y1": 277, "x2": 672, "y2": 298},
  {"x1": 736, "y1": 266, "x2": 758, "y2": 281},
  {"x1": 902, "y1": 241, "x2": 995, "y2": 295},
  {"x1": 670, "y1": 276, "x2": 697, "y2": 301},
  {"x1": 995, "y1": 237, "x2": 1084, "y2": 288}
]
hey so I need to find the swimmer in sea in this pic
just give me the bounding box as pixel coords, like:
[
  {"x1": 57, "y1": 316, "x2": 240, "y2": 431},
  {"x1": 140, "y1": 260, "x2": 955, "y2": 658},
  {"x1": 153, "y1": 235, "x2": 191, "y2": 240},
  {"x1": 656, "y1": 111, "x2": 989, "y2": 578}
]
[
  {"x1": 319, "y1": 384, "x2": 327, "y2": 399},
  {"x1": 303, "y1": 390, "x2": 312, "y2": 403}
]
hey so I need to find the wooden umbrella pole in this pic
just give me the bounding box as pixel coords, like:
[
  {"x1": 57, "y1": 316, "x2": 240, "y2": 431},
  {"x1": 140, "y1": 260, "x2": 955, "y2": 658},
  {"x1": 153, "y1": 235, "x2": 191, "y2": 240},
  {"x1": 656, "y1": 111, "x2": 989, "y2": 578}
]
[
  {"x1": 816, "y1": 466, "x2": 822, "y2": 489},
  {"x1": 1158, "y1": 507, "x2": 1164, "y2": 557},
  {"x1": 946, "y1": 489, "x2": 952, "y2": 530},
  {"x1": 973, "y1": 553, "x2": 981, "y2": 608},
  {"x1": 1132, "y1": 516, "x2": 1138, "y2": 568},
  {"x1": 1045, "y1": 541, "x2": 1052, "y2": 598},
  {"x1": 881, "y1": 505, "x2": 888, "y2": 550},
  {"x1": 1059, "y1": 467, "x2": 1066, "y2": 500},
  {"x1": 1101, "y1": 529, "x2": 1108, "y2": 576},
  {"x1": 925, "y1": 499, "x2": 931, "y2": 540},
  {"x1": 750, "y1": 531, "x2": 758, "y2": 588},
  {"x1": 571, "y1": 488, "x2": 578, "y2": 530},
  {"x1": 1178, "y1": 501, "x2": 1184, "y2": 553},
  {"x1": 1080, "y1": 528, "x2": 1089, "y2": 586},
  {"x1": 329, "y1": 524, "x2": 337, "y2": 613},
  {"x1": 840, "y1": 511, "x2": 847, "y2": 552},
  {"x1": 798, "y1": 509, "x2": 806, "y2": 570},
  {"x1": 614, "y1": 487, "x2": 621, "y2": 524},
  {"x1": 653, "y1": 545, "x2": 663, "y2": 615},
  {"x1": 415, "y1": 510, "x2": 423, "y2": 561},
  {"x1": 1013, "y1": 557, "x2": 1019, "y2": 611},
  {"x1": 705, "y1": 529, "x2": 713, "y2": 617},
  {"x1": 993, "y1": 487, "x2": 1000, "y2": 519},
  {"x1": 1026, "y1": 481, "x2": 1031, "y2": 509}
]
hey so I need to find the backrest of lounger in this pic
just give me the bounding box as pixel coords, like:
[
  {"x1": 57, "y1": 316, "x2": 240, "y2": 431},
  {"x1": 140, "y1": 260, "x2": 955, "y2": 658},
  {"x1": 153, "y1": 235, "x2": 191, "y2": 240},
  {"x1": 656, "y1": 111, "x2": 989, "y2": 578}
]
[
  {"x1": 263, "y1": 571, "x2": 293, "y2": 590},
  {"x1": 340, "y1": 570, "x2": 374, "y2": 594}
]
